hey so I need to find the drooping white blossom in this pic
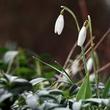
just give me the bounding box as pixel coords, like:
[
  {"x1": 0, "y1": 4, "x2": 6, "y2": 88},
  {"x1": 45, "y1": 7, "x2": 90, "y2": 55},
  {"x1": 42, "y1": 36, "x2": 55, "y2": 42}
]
[
  {"x1": 87, "y1": 57, "x2": 93, "y2": 71},
  {"x1": 61, "y1": 69, "x2": 70, "y2": 81},
  {"x1": 54, "y1": 14, "x2": 64, "y2": 35},
  {"x1": 71, "y1": 59, "x2": 79, "y2": 75},
  {"x1": 3, "y1": 51, "x2": 18, "y2": 63},
  {"x1": 89, "y1": 73, "x2": 95, "y2": 82},
  {"x1": 77, "y1": 26, "x2": 87, "y2": 47}
]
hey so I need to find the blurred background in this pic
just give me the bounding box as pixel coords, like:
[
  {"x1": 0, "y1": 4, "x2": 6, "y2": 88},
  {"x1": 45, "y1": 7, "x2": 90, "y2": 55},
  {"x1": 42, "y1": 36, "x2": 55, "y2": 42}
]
[{"x1": 0, "y1": 0, "x2": 110, "y2": 73}]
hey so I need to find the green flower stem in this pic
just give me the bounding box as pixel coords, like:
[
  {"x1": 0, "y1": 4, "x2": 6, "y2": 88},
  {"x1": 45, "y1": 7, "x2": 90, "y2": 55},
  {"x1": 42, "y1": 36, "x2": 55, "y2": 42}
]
[
  {"x1": 35, "y1": 60, "x2": 44, "y2": 89},
  {"x1": 81, "y1": 46, "x2": 88, "y2": 75},
  {"x1": 61, "y1": 6, "x2": 80, "y2": 68},
  {"x1": 60, "y1": 9, "x2": 65, "y2": 15},
  {"x1": 61, "y1": 6, "x2": 80, "y2": 32},
  {"x1": 6, "y1": 59, "x2": 13, "y2": 74},
  {"x1": 88, "y1": 15, "x2": 99, "y2": 97},
  {"x1": 33, "y1": 56, "x2": 73, "y2": 84},
  {"x1": 76, "y1": 46, "x2": 92, "y2": 100}
]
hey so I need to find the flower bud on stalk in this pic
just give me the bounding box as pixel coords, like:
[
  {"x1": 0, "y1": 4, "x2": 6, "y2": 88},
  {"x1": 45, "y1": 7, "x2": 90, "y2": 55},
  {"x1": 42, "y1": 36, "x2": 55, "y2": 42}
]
[
  {"x1": 71, "y1": 59, "x2": 79, "y2": 75},
  {"x1": 54, "y1": 14, "x2": 64, "y2": 35},
  {"x1": 77, "y1": 26, "x2": 87, "y2": 47},
  {"x1": 87, "y1": 57, "x2": 93, "y2": 71}
]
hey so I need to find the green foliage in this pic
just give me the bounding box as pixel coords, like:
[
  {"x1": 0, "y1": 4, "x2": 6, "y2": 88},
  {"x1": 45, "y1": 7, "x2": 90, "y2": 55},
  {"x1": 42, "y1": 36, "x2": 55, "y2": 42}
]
[
  {"x1": 0, "y1": 47, "x2": 109, "y2": 110},
  {"x1": 76, "y1": 74, "x2": 92, "y2": 100},
  {"x1": 102, "y1": 78, "x2": 110, "y2": 98},
  {"x1": 0, "y1": 2, "x2": 109, "y2": 109},
  {"x1": 15, "y1": 67, "x2": 36, "y2": 80}
]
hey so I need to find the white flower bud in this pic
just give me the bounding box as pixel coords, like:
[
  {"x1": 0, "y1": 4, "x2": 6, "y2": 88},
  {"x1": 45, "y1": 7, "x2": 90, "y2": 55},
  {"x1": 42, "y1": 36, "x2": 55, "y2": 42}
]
[
  {"x1": 3, "y1": 51, "x2": 18, "y2": 63},
  {"x1": 54, "y1": 14, "x2": 64, "y2": 35},
  {"x1": 77, "y1": 26, "x2": 87, "y2": 47},
  {"x1": 87, "y1": 57, "x2": 93, "y2": 71},
  {"x1": 89, "y1": 73, "x2": 95, "y2": 82},
  {"x1": 61, "y1": 69, "x2": 69, "y2": 81},
  {"x1": 71, "y1": 60, "x2": 79, "y2": 75}
]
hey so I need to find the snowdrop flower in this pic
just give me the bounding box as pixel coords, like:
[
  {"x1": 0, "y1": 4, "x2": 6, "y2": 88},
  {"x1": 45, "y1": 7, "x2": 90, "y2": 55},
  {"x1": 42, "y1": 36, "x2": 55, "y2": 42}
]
[
  {"x1": 89, "y1": 73, "x2": 95, "y2": 82},
  {"x1": 71, "y1": 59, "x2": 79, "y2": 75},
  {"x1": 61, "y1": 69, "x2": 69, "y2": 81},
  {"x1": 77, "y1": 26, "x2": 87, "y2": 47},
  {"x1": 87, "y1": 57, "x2": 93, "y2": 71},
  {"x1": 3, "y1": 51, "x2": 18, "y2": 63},
  {"x1": 54, "y1": 14, "x2": 64, "y2": 35}
]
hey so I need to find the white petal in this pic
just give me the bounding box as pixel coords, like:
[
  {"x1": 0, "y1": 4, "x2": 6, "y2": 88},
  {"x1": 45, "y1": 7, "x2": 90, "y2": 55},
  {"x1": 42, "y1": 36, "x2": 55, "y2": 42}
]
[
  {"x1": 77, "y1": 26, "x2": 87, "y2": 47},
  {"x1": 102, "y1": 99, "x2": 110, "y2": 105},
  {"x1": 71, "y1": 60, "x2": 79, "y2": 75},
  {"x1": 89, "y1": 73, "x2": 95, "y2": 82},
  {"x1": 87, "y1": 57, "x2": 93, "y2": 71},
  {"x1": 61, "y1": 69, "x2": 70, "y2": 81},
  {"x1": 54, "y1": 14, "x2": 64, "y2": 35},
  {"x1": 3, "y1": 51, "x2": 18, "y2": 63}
]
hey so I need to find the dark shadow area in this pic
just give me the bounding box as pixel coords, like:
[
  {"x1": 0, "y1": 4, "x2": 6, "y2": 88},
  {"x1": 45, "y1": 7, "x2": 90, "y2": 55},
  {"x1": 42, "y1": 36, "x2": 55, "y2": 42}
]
[{"x1": 0, "y1": 0, "x2": 110, "y2": 70}]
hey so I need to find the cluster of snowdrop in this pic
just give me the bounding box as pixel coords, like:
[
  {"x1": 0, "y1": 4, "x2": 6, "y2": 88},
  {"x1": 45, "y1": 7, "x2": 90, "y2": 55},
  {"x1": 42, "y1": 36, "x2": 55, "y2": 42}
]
[
  {"x1": 0, "y1": 5, "x2": 109, "y2": 110},
  {"x1": 54, "y1": 7, "x2": 94, "y2": 79},
  {"x1": 54, "y1": 10, "x2": 87, "y2": 47}
]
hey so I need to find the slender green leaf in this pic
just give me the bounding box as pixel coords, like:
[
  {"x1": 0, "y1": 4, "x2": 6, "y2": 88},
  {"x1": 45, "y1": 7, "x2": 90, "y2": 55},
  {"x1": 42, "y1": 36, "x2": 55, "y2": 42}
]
[
  {"x1": 49, "y1": 89, "x2": 63, "y2": 95},
  {"x1": 33, "y1": 56, "x2": 73, "y2": 83},
  {"x1": 30, "y1": 77, "x2": 47, "y2": 86},
  {"x1": 103, "y1": 78, "x2": 110, "y2": 98},
  {"x1": 76, "y1": 74, "x2": 92, "y2": 100}
]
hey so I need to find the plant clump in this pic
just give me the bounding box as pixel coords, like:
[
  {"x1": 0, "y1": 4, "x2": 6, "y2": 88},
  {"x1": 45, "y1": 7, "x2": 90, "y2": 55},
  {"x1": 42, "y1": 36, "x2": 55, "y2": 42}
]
[{"x1": 0, "y1": 5, "x2": 110, "y2": 110}]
